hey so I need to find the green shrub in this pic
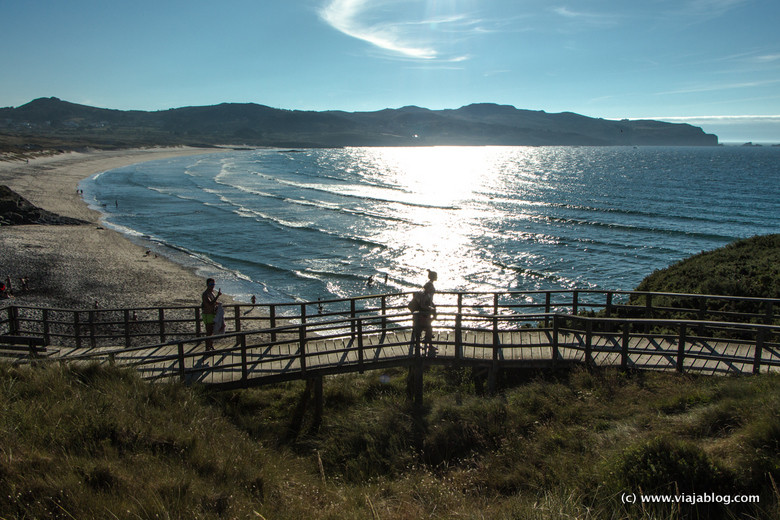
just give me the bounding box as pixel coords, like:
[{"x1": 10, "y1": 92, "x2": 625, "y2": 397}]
[{"x1": 610, "y1": 437, "x2": 732, "y2": 495}]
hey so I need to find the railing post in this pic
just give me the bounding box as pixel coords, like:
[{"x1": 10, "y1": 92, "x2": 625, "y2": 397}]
[
  {"x1": 177, "y1": 342, "x2": 186, "y2": 382},
  {"x1": 357, "y1": 319, "x2": 364, "y2": 373},
  {"x1": 621, "y1": 322, "x2": 630, "y2": 371},
  {"x1": 605, "y1": 292, "x2": 613, "y2": 318},
  {"x1": 42, "y1": 308, "x2": 51, "y2": 345},
  {"x1": 645, "y1": 294, "x2": 653, "y2": 333},
  {"x1": 455, "y1": 313, "x2": 463, "y2": 360},
  {"x1": 457, "y1": 293, "x2": 463, "y2": 317},
  {"x1": 234, "y1": 305, "x2": 241, "y2": 333},
  {"x1": 195, "y1": 307, "x2": 202, "y2": 338},
  {"x1": 585, "y1": 319, "x2": 593, "y2": 369},
  {"x1": 572, "y1": 291, "x2": 579, "y2": 316},
  {"x1": 753, "y1": 328, "x2": 765, "y2": 375},
  {"x1": 73, "y1": 311, "x2": 82, "y2": 349},
  {"x1": 240, "y1": 333, "x2": 248, "y2": 383},
  {"x1": 158, "y1": 308, "x2": 166, "y2": 343},
  {"x1": 89, "y1": 309, "x2": 97, "y2": 348},
  {"x1": 380, "y1": 295, "x2": 387, "y2": 333},
  {"x1": 8, "y1": 306, "x2": 19, "y2": 335},
  {"x1": 413, "y1": 314, "x2": 421, "y2": 358},
  {"x1": 677, "y1": 323, "x2": 687, "y2": 373},
  {"x1": 124, "y1": 309, "x2": 131, "y2": 348},
  {"x1": 299, "y1": 324, "x2": 307, "y2": 375},
  {"x1": 350, "y1": 299, "x2": 356, "y2": 339},
  {"x1": 492, "y1": 314, "x2": 500, "y2": 356},
  {"x1": 270, "y1": 305, "x2": 277, "y2": 342},
  {"x1": 544, "y1": 292, "x2": 551, "y2": 328},
  {"x1": 552, "y1": 314, "x2": 559, "y2": 363},
  {"x1": 698, "y1": 299, "x2": 707, "y2": 336}
]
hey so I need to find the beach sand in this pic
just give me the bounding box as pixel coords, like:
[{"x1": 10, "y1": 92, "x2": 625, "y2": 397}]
[{"x1": 0, "y1": 148, "x2": 231, "y2": 309}]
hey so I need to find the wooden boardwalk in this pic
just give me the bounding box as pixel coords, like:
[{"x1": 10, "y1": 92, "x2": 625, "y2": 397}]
[
  {"x1": 46, "y1": 322, "x2": 780, "y2": 391},
  {"x1": 3, "y1": 289, "x2": 779, "y2": 391}
]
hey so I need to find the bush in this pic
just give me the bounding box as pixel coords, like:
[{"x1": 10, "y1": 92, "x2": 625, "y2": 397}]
[{"x1": 611, "y1": 437, "x2": 731, "y2": 495}]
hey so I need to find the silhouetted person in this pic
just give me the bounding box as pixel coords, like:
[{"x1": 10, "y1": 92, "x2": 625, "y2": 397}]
[
  {"x1": 424, "y1": 270, "x2": 437, "y2": 295},
  {"x1": 411, "y1": 282, "x2": 437, "y2": 355},
  {"x1": 201, "y1": 278, "x2": 221, "y2": 351}
]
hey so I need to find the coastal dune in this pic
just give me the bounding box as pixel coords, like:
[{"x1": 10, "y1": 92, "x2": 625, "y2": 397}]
[{"x1": 0, "y1": 148, "x2": 229, "y2": 309}]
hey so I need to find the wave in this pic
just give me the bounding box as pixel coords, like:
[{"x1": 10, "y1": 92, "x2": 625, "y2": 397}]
[
  {"x1": 272, "y1": 177, "x2": 460, "y2": 211},
  {"x1": 517, "y1": 213, "x2": 738, "y2": 242},
  {"x1": 486, "y1": 196, "x2": 753, "y2": 228},
  {"x1": 222, "y1": 181, "x2": 420, "y2": 226},
  {"x1": 83, "y1": 146, "x2": 780, "y2": 304}
]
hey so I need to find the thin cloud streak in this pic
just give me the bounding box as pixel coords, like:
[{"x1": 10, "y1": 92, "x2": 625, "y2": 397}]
[
  {"x1": 552, "y1": 5, "x2": 621, "y2": 26},
  {"x1": 318, "y1": 0, "x2": 498, "y2": 61},
  {"x1": 654, "y1": 115, "x2": 780, "y2": 121},
  {"x1": 319, "y1": 0, "x2": 438, "y2": 59},
  {"x1": 656, "y1": 79, "x2": 780, "y2": 96}
]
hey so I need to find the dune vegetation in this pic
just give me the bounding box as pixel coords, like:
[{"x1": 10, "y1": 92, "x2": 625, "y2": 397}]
[
  {"x1": 0, "y1": 362, "x2": 778, "y2": 519},
  {"x1": 2, "y1": 235, "x2": 779, "y2": 519}
]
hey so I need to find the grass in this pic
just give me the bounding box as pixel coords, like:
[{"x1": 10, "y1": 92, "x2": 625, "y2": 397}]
[{"x1": 1, "y1": 361, "x2": 778, "y2": 519}]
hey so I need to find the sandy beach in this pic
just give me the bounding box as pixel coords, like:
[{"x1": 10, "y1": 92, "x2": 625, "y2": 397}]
[{"x1": 0, "y1": 148, "x2": 232, "y2": 309}]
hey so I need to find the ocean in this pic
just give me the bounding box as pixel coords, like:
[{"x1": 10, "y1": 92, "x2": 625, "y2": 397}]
[{"x1": 81, "y1": 146, "x2": 780, "y2": 305}]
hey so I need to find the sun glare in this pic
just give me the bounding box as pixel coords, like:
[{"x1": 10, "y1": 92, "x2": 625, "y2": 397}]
[{"x1": 356, "y1": 146, "x2": 513, "y2": 290}]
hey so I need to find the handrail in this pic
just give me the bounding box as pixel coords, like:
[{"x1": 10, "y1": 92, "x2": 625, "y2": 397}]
[
  {"x1": 35, "y1": 305, "x2": 779, "y2": 391},
  {"x1": 1, "y1": 289, "x2": 778, "y2": 351}
]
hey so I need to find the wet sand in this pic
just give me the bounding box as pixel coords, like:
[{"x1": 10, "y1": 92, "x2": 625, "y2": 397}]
[{"x1": 0, "y1": 148, "x2": 232, "y2": 309}]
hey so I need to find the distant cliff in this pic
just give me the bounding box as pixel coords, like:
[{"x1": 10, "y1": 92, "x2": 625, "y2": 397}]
[{"x1": 0, "y1": 97, "x2": 718, "y2": 149}]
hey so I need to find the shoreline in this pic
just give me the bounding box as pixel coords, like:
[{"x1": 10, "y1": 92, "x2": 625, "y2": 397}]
[{"x1": 0, "y1": 147, "x2": 234, "y2": 310}]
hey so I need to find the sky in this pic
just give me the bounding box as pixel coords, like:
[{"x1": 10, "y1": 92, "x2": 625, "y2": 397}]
[{"x1": 2, "y1": 0, "x2": 780, "y2": 142}]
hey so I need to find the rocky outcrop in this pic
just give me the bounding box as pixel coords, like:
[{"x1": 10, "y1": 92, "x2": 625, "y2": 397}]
[{"x1": 0, "y1": 185, "x2": 88, "y2": 226}]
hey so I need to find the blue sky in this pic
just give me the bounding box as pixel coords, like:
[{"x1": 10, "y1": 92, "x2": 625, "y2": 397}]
[{"x1": 2, "y1": 0, "x2": 779, "y2": 142}]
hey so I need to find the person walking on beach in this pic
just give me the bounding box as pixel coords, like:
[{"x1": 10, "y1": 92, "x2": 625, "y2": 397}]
[{"x1": 201, "y1": 278, "x2": 221, "y2": 351}]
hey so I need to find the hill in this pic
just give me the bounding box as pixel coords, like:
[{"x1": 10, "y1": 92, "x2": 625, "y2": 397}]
[
  {"x1": 0, "y1": 97, "x2": 718, "y2": 151},
  {"x1": 630, "y1": 235, "x2": 780, "y2": 321},
  {"x1": 635, "y1": 234, "x2": 780, "y2": 299}
]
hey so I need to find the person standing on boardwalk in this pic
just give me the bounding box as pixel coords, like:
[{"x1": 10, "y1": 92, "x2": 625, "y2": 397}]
[
  {"x1": 201, "y1": 278, "x2": 221, "y2": 351},
  {"x1": 411, "y1": 276, "x2": 437, "y2": 356},
  {"x1": 424, "y1": 270, "x2": 437, "y2": 295}
]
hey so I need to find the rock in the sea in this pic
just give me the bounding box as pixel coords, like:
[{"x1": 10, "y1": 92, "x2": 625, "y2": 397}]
[{"x1": 0, "y1": 185, "x2": 88, "y2": 226}]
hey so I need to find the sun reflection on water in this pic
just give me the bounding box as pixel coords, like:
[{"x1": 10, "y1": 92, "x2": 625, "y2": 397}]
[{"x1": 347, "y1": 146, "x2": 535, "y2": 292}]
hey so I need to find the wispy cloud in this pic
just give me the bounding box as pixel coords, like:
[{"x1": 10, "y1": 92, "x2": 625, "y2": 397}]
[
  {"x1": 319, "y1": 0, "x2": 437, "y2": 59},
  {"x1": 753, "y1": 54, "x2": 780, "y2": 63},
  {"x1": 318, "y1": 0, "x2": 489, "y2": 61},
  {"x1": 653, "y1": 115, "x2": 780, "y2": 121},
  {"x1": 551, "y1": 6, "x2": 621, "y2": 27},
  {"x1": 678, "y1": 0, "x2": 749, "y2": 17},
  {"x1": 656, "y1": 78, "x2": 780, "y2": 96}
]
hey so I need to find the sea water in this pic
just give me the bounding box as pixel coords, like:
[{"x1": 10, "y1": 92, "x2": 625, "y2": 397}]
[{"x1": 81, "y1": 146, "x2": 780, "y2": 305}]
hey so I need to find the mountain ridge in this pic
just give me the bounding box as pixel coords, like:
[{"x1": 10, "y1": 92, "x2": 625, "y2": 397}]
[{"x1": 0, "y1": 97, "x2": 719, "y2": 149}]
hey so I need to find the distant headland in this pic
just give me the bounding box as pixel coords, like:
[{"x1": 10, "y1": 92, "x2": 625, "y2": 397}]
[{"x1": 0, "y1": 97, "x2": 718, "y2": 151}]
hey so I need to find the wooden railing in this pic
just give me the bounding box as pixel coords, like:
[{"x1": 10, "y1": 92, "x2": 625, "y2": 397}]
[
  {"x1": 1, "y1": 290, "x2": 778, "y2": 350},
  {"x1": 28, "y1": 307, "x2": 778, "y2": 394}
]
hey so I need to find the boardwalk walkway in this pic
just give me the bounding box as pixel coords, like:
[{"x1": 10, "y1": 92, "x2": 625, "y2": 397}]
[
  {"x1": 45, "y1": 314, "x2": 780, "y2": 391},
  {"x1": 3, "y1": 289, "x2": 779, "y2": 392}
]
